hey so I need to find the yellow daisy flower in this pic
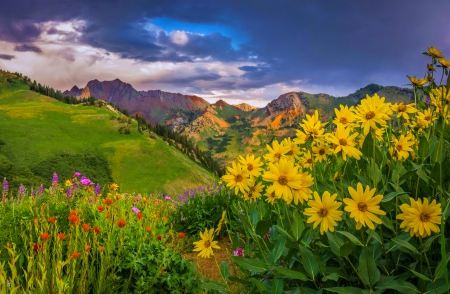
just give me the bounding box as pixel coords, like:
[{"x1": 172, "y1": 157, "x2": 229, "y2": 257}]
[
  {"x1": 304, "y1": 191, "x2": 343, "y2": 235},
  {"x1": 406, "y1": 75, "x2": 428, "y2": 87},
  {"x1": 438, "y1": 58, "x2": 450, "y2": 68},
  {"x1": 238, "y1": 154, "x2": 263, "y2": 178},
  {"x1": 391, "y1": 102, "x2": 417, "y2": 120},
  {"x1": 215, "y1": 211, "x2": 227, "y2": 234},
  {"x1": 299, "y1": 110, "x2": 327, "y2": 142},
  {"x1": 354, "y1": 94, "x2": 391, "y2": 136},
  {"x1": 243, "y1": 181, "x2": 264, "y2": 203},
  {"x1": 65, "y1": 180, "x2": 73, "y2": 187},
  {"x1": 264, "y1": 140, "x2": 290, "y2": 164},
  {"x1": 311, "y1": 141, "x2": 331, "y2": 162},
  {"x1": 262, "y1": 158, "x2": 302, "y2": 204},
  {"x1": 282, "y1": 137, "x2": 301, "y2": 162},
  {"x1": 297, "y1": 150, "x2": 314, "y2": 170},
  {"x1": 416, "y1": 108, "x2": 436, "y2": 128},
  {"x1": 192, "y1": 228, "x2": 220, "y2": 258},
  {"x1": 425, "y1": 46, "x2": 444, "y2": 59},
  {"x1": 333, "y1": 105, "x2": 356, "y2": 128},
  {"x1": 397, "y1": 198, "x2": 441, "y2": 238},
  {"x1": 291, "y1": 171, "x2": 314, "y2": 205},
  {"x1": 325, "y1": 125, "x2": 362, "y2": 161},
  {"x1": 221, "y1": 162, "x2": 251, "y2": 195},
  {"x1": 389, "y1": 134, "x2": 415, "y2": 161},
  {"x1": 343, "y1": 183, "x2": 386, "y2": 230},
  {"x1": 265, "y1": 190, "x2": 279, "y2": 205}
]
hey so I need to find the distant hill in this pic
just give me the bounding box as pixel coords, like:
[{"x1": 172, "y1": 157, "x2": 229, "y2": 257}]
[
  {"x1": 64, "y1": 78, "x2": 414, "y2": 166},
  {"x1": 0, "y1": 71, "x2": 216, "y2": 194}
]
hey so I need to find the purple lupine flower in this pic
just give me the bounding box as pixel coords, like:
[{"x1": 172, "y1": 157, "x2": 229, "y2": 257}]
[
  {"x1": 131, "y1": 207, "x2": 140, "y2": 213},
  {"x1": 74, "y1": 171, "x2": 81, "y2": 177},
  {"x1": 190, "y1": 191, "x2": 195, "y2": 197},
  {"x1": 2, "y1": 178, "x2": 8, "y2": 192},
  {"x1": 184, "y1": 190, "x2": 189, "y2": 196},
  {"x1": 52, "y1": 172, "x2": 58, "y2": 186},
  {"x1": 207, "y1": 185, "x2": 211, "y2": 192},
  {"x1": 36, "y1": 184, "x2": 44, "y2": 197},
  {"x1": 233, "y1": 247, "x2": 244, "y2": 257},
  {"x1": 181, "y1": 196, "x2": 185, "y2": 202},
  {"x1": 198, "y1": 186, "x2": 204, "y2": 192},
  {"x1": 80, "y1": 176, "x2": 91, "y2": 186},
  {"x1": 213, "y1": 183, "x2": 217, "y2": 189},
  {"x1": 18, "y1": 183, "x2": 26, "y2": 197},
  {"x1": 66, "y1": 189, "x2": 71, "y2": 197},
  {"x1": 164, "y1": 196, "x2": 171, "y2": 201},
  {"x1": 424, "y1": 95, "x2": 430, "y2": 105},
  {"x1": 31, "y1": 190, "x2": 36, "y2": 196},
  {"x1": 94, "y1": 184, "x2": 101, "y2": 195}
]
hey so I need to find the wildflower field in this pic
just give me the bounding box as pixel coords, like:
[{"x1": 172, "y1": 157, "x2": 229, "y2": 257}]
[{"x1": 2, "y1": 47, "x2": 450, "y2": 293}]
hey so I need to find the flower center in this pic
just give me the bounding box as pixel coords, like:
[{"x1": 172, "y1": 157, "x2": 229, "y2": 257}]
[
  {"x1": 312, "y1": 129, "x2": 319, "y2": 136},
  {"x1": 235, "y1": 175, "x2": 243, "y2": 182},
  {"x1": 274, "y1": 153, "x2": 281, "y2": 159},
  {"x1": 307, "y1": 158, "x2": 313, "y2": 164},
  {"x1": 396, "y1": 144, "x2": 402, "y2": 151},
  {"x1": 204, "y1": 240, "x2": 211, "y2": 248},
  {"x1": 339, "y1": 117, "x2": 348, "y2": 124},
  {"x1": 318, "y1": 208, "x2": 328, "y2": 217},
  {"x1": 420, "y1": 212, "x2": 430, "y2": 222},
  {"x1": 319, "y1": 149, "x2": 325, "y2": 155},
  {"x1": 357, "y1": 202, "x2": 368, "y2": 212},
  {"x1": 365, "y1": 111, "x2": 376, "y2": 120},
  {"x1": 339, "y1": 138, "x2": 348, "y2": 146},
  {"x1": 278, "y1": 176, "x2": 288, "y2": 185},
  {"x1": 247, "y1": 164, "x2": 254, "y2": 171},
  {"x1": 246, "y1": 193, "x2": 253, "y2": 199},
  {"x1": 398, "y1": 104, "x2": 407, "y2": 112},
  {"x1": 425, "y1": 115, "x2": 431, "y2": 121}
]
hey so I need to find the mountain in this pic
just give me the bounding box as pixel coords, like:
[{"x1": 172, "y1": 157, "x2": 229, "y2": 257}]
[
  {"x1": 63, "y1": 79, "x2": 209, "y2": 124},
  {"x1": 234, "y1": 103, "x2": 259, "y2": 112},
  {"x1": 1, "y1": 71, "x2": 216, "y2": 194}
]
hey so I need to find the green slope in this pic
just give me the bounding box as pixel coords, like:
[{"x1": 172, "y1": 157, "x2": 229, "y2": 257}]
[{"x1": 0, "y1": 71, "x2": 215, "y2": 194}]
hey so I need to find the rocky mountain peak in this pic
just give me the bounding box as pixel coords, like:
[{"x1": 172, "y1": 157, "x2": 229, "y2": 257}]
[{"x1": 234, "y1": 103, "x2": 258, "y2": 112}]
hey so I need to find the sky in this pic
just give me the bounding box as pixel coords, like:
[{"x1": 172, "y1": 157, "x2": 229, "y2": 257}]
[{"x1": 1, "y1": 1, "x2": 449, "y2": 107}]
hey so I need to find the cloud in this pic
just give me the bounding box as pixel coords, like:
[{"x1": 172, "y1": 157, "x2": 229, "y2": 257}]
[
  {"x1": 14, "y1": 44, "x2": 42, "y2": 53},
  {"x1": 0, "y1": 54, "x2": 15, "y2": 60}
]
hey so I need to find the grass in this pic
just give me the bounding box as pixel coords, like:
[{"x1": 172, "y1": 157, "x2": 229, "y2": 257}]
[{"x1": 0, "y1": 73, "x2": 216, "y2": 194}]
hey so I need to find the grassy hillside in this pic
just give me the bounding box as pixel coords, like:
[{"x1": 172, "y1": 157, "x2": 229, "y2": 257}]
[{"x1": 0, "y1": 71, "x2": 215, "y2": 194}]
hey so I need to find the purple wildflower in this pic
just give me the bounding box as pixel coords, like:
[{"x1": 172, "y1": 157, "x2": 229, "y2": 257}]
[
  {"x1": 190, "y1": 191, "x2": 195, "y2": 197},
  {"x1": 94, "y1": 184, "x2": 101, "y2": 195},
  {"x1": 233, "y1": 247, "x2": 244, "y2": 257},
  {"x1": 2, "y1": 178, "x2": 8, "y2": 192},
  {"x1": 74, "y1": 171, "x2": 81, "y2": 177},
  {"x1": 66, "y1": 189, "x2": 71, "y2": 197},
  {"x1": 80, "y1": 176, "x2": 91, "y2": 186},
  {"x1": 164, "y1": 196, "x2": 171, "y2": 201},
  {"x1": 131, "y1": 207, "x2": 140, "y2": 213},
  {"x1": 207, "y1": 185, "x2": 211, "y2": 192},
  {"x1": 52, "y1": 172, "x2": 58, "y2": 187},
  {"x1": 184, "y1": 190, "x2": 189, "y2": 196},
  {"x1": 18, "y1": 183, "x2": 26, "y2": 197},
  {"x1": 198, "y1": 186, "x2": 204, "y2": 192}
]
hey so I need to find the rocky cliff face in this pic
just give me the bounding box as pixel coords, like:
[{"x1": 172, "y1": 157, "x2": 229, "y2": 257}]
[
  {"x1": 257, "y1": 92, "x2": 306, "y2": 128},
  {"x1": 234, "y1": 103, "x2": 259, "y2": 112}
]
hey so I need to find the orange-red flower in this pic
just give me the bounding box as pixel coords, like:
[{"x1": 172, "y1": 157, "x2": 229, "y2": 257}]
[
  {"x1": 82, "y1": 223, "x2": 90, "y2": 232},
  {"x1": 162, "y1": 216, "x2": 168, "y2": 221},
  {"x1": 93, "y1": 226, "x2": 101, "y2": 235},
  {"x1": 33, "y1": 218, "x2": 39, "y2": 225},
  {"x1": 48, "y1": 217, "x2": 57, "y2": 224},
  {"x1": 40, "y1": 232, "x2": 50, "y2": 241},
  {"x1": 97, "y1": 205, "x2": 105, "y2": 212},
  {"x1": 68, "y1": 211, "x2": 80, "y2": 225},
  {"x1": 117, "y1": 219, "x2": 126, "y2": 228},
  {"x1": 57, "y1": 233, "x2": 66, "y2": 241},
  {"x1": 71, "y1": 251, "x2": 80, "y2": 259},
  {"x1": 104, "y1": 198, "x2": 113, "y2": 206},
  {"x1": 85, "y1": 244, "x2": 90, "y2": 252},
  {"x1": 106, "y1": 212, "x2": 111, "y2": 218},
  {"x1": 178, "y1": 232, "x2": 186, "y2": 238},
  {"x1": 137, "y1": 212, "x2": 143, "y2": 220},
  {"x1": 146, "y1": 227, "x2": 152, "y2": 233},
  {"x1": 98, "y1": 246, "x2": 104, "y2": 252},
  {"x1": 156, "y1": 234, "x2": 162, "y2": 241},
  {"x1": 33, "y1": 243, "x2": 41, "y2": 253}
]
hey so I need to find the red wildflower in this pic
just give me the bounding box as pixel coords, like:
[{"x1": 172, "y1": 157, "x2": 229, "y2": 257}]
[
  {"x1": 33, "y1": 243, "x2": 42, "y2": 253},
  {"x1": 156, "y1": 234, "x2": 162, "y2": 241},
  {"x1": 48, "y1": 217, "x2": 57, "y2": 224},
  {"x1": 106, "y1": 212, "x2": 111, "y2": 218},
  {"x1": 82, "y1": 223, "x2": 90, "y2": 232},
  {"x1": 146, "y1": 227, "x2": 152, "y2": 233},
  {"x1": 104, "y1": 198, "x2": 113, "y2": 206},
  {"x1": 40, "y1": 232, "x2": 50, "y2": 241},
  {"x1": 117, "y1": 219, "x2": 126, "y2": 228},
  {"x1": 85, "y1": 244, "x2": 90, "y2": 252},
  {"x1": 68, "y1": 212, "x2": 80, "y2": 225},
  {"x1": 137, "y1": 212, "x2": 143, "y2": 220},
  {"x1": 97, "y1": 205, "x2": 105, "y2": 212},
  {"x1": 98, "y1": 246, "x2": 104, "y2": 252},
  {"x1": 71, "y1": 251, "x2": 80, "y2": 259},
  {"x1": 93, "y1": 226, "x2": 101, "y2": 235},
  {"x1": 33, "y1": 218, "x2": 39, "y2": 225},
  {"x1": 57, "y1": 233, "x2": 66, "y2": 241},
  {"x1": 178, "y1": 232, "x2": 186, "y2": 238}
]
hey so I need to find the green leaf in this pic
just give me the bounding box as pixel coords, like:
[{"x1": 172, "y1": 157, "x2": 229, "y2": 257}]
[
  {"x1": 228, "y1": 276, "x2": 251, "y2": 286},
  {"x1": 269, "y1": 237, "x2": 287, "y2": 264},
  {"x1": 361, "y1": 133, "x2": 374, "y2": 158},
  {"x1": 273, "y1": 266, "x2": 309, "y2": 281},
  {"x1": 291, "y1": 209, "x2": 304, "y2": 241},
  {"x1": 423, "y1": 234, "x2": 439, "y2": 252},
  {"x1": 391, "y1": 237, "x2": 419, "y2": 254},
  {"x1": 382, "y1": 191, "x2": 408, "y2": 203},
  {"x1": 231, "y1": 256, "x2": 268, "y2": 272},
  {"x1": 256, "y1": 220, "x2": 272, "y2": 236},
  {"x1": 375, "y1": 279, "x2": 420, "y2": 293},
  {"x1": 381, "y1": 215, "x2": 395, "y2": 232},
  {"x1": 409, "y1": 268, "x2": 431, "y2": 281},
  {"x1": 299, "y1": 245, "x2": 319, "y2": 279},
  {"x1": 336, "y1": 230, "x2": 363, "y2": 246},
  {"x1": 249, "y1": 205, "x2": 259, "y2": 226},
  {"x1": 275, "y1": 225, "x2": 294, "y2": 240},
  {"x1": 418, "y1": 136, "x2": 429, "y2": 159},
  {"x1": 202, "y1": 281, "x2": 229, "y2": 292},
  {"x1": 340, "y1": 241, "x2": 355, "y2": 257},
  {"x1": 325, "y1": 287, "x2": 364, "y2": 294},
  {"x1": 434, "y1": 255, "x2": 450, "y2": 280},
  {"x1": 220, "y1": 261, "x2": 230, "y2": 280},
  {"x1": 326, "y1": 232, "x2": 342, "y2": 257},
  {"x1": 270, "y1": 278, "x2": 284, "y2": 294},
  {"x1": 322, "y1": 272, "x2": 340, "y2": 282},
  {"x1": 357, "y1": 252, "x2": 380, "y2": 287},
  {"x1": 251, "y1": 278, "x2": 268, "y2": 293}
]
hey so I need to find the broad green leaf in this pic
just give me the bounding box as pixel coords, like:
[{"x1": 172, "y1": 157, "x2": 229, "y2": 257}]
[
  {"x1": 228, "y1": 276, "x2": 251, "y2": 286},
  {"x1": 275, "y1": 225, "x2": 294, "y2": 240},
  {"x1": 256, "y1": 220, "x2": 272, "y2": 236},
  {"x1": 249, "y1": 205, "x2": 259, "y2": 226},
  {"x1": 382, "y1": 191, "x2": 408, "y2": 203},
  {"x1": 326, "y1": 232, "x2": 342, "y2": 257},
  {"x1": 220, "y1": 261, "x2": 230, "y2": 280},
  {"x1": 434, "y1": 255, "x2": 450, "y2": 280},
  {"x1": 340, "y1": 241, "x2": 355, "y2": 257},
  {"x1": 272, "y1": 266, "x2": 309, "y2": 281},
  {"x1": 251, "y1": 278, "x2": 268, "y2": 293},
  {"x1": 423, "y1": 234, "x2": 439, "y2": 252},
  {"x1": 322, "y1": 272, "x2": 340, "y2": 282},
  {"x1": 269, "y1": 237, "x2": 286, "y2": 265},
  {"x1": 202, "y1": 281, "x2": 229, "y2": 292},
  {"x1": 291, "y1": 209, "x2": 304, "y2": 241},
  {"x1": 409, "y1": 268, "x2": 431, "y2": 281},
  {"x1": 381, "y1": 216, "x2": 395, "y2": 232},
  {"x1": 418, "y1": 136, "x2": 429, "y2": 159},
  {"x1": 299, "y1": 245, "x2": 319, "y2": 279},
  {"x1": 336, "y1": 230, "x2": 364, "y2": 246},
  {"x1": 270, "y1": 278, "x2": 284, "y2": 294},
  {"x1": 231, "y1": 256, "x2": 268, "y2": 272},
  {"x1": 326, "y1": 287, "x2": 364, "y2": 294},
  {"x1": 375, "y1": 279, "x2": 419, "y2": 293},
  {"x1": 362, "y1": 133, "x2": 374, "y2": 158},
  {"x1": 231, "y1": 232, "x2": 240, "y2": 250},
  {"x1": 358, "y1": 252, "x2": 380, "y2": 287},
  {"x1": 391, "y1": 237, "x2": 419, "y2": 254}
]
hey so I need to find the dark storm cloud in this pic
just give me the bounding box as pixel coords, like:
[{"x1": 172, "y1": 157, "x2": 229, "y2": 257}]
[
  {"x1": 0, "y1": 54, "x2": 15, "y2": 60},
  {"x1": 14, "y1": 44, "x2": 42, "y2": 53},
  {"x1": 2, "y1": 0, "x2": 450, "y2": 95}
]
